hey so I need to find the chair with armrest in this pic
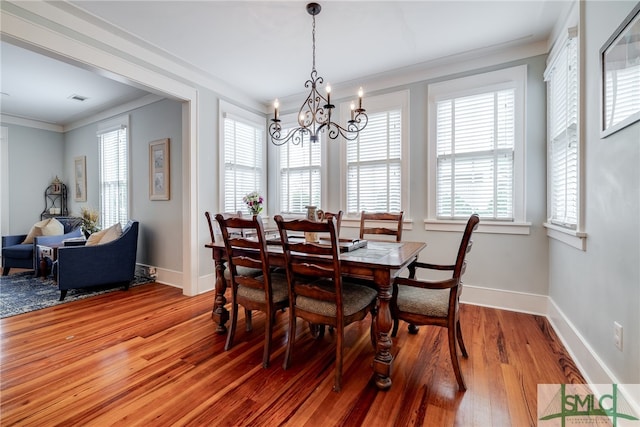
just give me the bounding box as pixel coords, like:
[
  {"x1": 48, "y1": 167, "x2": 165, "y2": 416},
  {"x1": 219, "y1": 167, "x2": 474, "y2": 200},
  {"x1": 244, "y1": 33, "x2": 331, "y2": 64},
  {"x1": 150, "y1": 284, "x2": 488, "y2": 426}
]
[
  {"x1": 275, "y1": 215, "x2": 378, "y2": 392},
  {"x1": 391, "y1": 213, "x2": 479, "y2": 390},
  {"x1": 216, "y1": 214, "x2": 289, "y2": 368},
  {"x1": 55, "y1": 220, "x2": 139, "y2": 301},
  {"x1": 359, "y1": 211, "x2": 404, "y2": 242},
  {"x1": 2, "y1": 216, "x2": 83, "y2": 276}
]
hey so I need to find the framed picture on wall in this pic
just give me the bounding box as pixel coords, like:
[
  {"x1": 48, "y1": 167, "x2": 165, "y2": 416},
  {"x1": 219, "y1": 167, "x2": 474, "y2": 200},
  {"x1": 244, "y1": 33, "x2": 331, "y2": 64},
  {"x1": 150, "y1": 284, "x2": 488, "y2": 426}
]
[
  {"x1": 74, "y1": 156, "x2": 87, "y2": 202},
  {"x1": 600, "y1": 2, "x2": 640, "y2": 137},
  {"x1": 149, "y1": 138, "x2": 170, "y2": 201}
]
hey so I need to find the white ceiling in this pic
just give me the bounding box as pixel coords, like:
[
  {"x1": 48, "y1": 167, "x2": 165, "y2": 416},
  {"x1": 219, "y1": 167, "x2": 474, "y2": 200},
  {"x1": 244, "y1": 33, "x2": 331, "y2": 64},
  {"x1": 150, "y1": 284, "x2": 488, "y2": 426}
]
[{"x1": 1, "y1": 1, "x2": 571, "y2": 126}]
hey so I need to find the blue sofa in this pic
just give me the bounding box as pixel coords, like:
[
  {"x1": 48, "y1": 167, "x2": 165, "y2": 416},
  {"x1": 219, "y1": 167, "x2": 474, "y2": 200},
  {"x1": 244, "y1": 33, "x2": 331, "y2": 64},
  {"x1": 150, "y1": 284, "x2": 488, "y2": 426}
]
[
  {"x1": 1, "y1": 217, "x2": 83, "y2": 276},
  {"x1": 55, "y1": 220, "x2": 139, "y2": 300}
]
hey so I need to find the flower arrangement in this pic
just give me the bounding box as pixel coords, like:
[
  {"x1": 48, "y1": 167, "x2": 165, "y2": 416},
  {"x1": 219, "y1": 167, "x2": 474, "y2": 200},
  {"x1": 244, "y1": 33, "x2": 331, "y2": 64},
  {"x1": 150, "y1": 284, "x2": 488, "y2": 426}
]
[
  {"x1": 80, "y1": 206, "x2": 101, "y2": 236},
  {"x1": 243, "y1": 191, "x2": 264, "y2": 215}
]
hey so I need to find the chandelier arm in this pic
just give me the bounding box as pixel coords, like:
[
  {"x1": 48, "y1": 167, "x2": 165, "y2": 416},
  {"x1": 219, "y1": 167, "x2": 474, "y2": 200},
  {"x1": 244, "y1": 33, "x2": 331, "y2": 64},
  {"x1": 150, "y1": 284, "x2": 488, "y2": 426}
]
[{"x1": 269, "y1": 122, "x2": 309, "y2": 146}]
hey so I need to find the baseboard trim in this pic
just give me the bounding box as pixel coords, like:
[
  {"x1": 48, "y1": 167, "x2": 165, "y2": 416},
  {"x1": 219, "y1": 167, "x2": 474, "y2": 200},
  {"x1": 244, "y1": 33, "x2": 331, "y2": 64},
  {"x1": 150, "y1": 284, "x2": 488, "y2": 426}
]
[
  {"x1": 546, "y1": 299, "x2": 640, "y2": 415},
  {"x1": 462, "y1": 284, "x2": 639, "y2": 415},
  {"x1": 461, "y1": 284, "x2": 548, "y2": 315}
]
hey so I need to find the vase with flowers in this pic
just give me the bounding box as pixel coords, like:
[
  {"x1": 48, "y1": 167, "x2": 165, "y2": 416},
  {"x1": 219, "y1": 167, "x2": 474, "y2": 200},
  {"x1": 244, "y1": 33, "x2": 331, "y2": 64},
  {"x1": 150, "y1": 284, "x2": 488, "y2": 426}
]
[
  {"x1": 243, "y1": 191, "x2": 264, "y2": 216},
  {"x1": 80, "y1": 206, "x2": 101, "y2": 237}
]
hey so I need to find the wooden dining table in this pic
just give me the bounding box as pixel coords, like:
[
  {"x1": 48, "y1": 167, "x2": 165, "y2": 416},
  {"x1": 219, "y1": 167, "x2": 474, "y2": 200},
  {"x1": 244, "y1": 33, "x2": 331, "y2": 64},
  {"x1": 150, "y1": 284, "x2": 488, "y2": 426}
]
[{"x1": 206, "y1": 237, "x2": 426, "y2": 390}]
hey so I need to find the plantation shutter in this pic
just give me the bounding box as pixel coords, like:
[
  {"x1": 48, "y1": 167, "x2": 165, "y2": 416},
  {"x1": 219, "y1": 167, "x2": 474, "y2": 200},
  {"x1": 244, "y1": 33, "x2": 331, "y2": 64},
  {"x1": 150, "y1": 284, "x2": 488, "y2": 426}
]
[
  {"x1": 98, "y1": 124, "x2": 128, "y2": 228},
  {"x1": 223, "y1": 115, "x2": 264, "y2": 214},
  {"x1": 546, "y1": 35, "x2": 578, "y2": 228},
  {"x1": 435, "y1": 89, "x2": 515, "y2": 220},
  {"x1": 279, "y1": 129, "x2": 321, "y2": 214},
  {"x1": 346, "y1": 109, "x2": 402, "y2": 214}
]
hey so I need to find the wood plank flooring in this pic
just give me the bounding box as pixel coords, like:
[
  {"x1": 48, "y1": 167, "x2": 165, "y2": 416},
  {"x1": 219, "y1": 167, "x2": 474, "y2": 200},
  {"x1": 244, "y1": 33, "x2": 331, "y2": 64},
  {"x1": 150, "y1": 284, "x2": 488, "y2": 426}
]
[{"x1": 0, "y1": 282, "x2": 585, "y2": 426}]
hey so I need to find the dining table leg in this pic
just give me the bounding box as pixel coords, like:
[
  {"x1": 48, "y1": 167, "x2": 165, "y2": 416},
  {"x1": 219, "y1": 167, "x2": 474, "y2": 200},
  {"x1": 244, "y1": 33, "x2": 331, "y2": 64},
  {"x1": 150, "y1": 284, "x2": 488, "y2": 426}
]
[
  {"x1": 373, "y1": 270, "x2": 394, "y2": 390},
  {"x1": 211, "y1": 254, "x2": 229, "y2": 335}
]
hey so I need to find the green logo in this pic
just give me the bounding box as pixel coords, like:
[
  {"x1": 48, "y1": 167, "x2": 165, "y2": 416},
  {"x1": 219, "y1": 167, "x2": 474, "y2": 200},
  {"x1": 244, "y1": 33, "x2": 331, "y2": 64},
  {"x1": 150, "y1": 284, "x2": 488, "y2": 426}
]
[{"x1": 538, "y1": 384, "x2": 639, "y2": 427}]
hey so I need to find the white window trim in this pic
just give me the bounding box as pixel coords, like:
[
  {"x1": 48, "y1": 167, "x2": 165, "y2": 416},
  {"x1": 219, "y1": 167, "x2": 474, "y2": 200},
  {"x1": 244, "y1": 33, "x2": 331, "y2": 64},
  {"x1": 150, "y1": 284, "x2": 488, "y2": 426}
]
[
  {"x1": 218, "y1": 100, "x2": 267, "y2": 214},
  {"x1": 339, "y1": 89, "x2": 410, "y2": 220},
  {"x1": 426, "y1": 65, "x2": 529, "y2": 235},
  {"x1": 274, "y1": 111, "x2": 327, "y2": 215},
  {"x1": 543, "y1": 25, "x2": 587, "y2": 251}
]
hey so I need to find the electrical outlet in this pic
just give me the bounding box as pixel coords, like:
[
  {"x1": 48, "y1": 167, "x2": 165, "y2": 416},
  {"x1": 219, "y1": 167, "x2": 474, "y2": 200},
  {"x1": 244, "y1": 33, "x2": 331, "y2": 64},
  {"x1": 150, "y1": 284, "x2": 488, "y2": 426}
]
[{"x1": 614, "y1": 322, "x2": 623, "y2": 351}]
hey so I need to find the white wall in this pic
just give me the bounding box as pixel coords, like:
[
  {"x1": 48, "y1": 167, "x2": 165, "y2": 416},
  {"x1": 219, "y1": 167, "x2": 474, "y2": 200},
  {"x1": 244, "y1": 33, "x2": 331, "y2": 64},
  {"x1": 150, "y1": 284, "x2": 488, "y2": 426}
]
[{"x1": 548, "y1": 0, "x2": 640, "y2": 387}]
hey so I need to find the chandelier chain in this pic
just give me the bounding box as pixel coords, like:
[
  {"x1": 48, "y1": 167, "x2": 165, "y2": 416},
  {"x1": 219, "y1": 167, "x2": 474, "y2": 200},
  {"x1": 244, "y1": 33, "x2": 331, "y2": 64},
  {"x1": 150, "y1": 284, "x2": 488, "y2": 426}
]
[{"x1": 312, "y1": 14, "x2": 316, "y2": 72}]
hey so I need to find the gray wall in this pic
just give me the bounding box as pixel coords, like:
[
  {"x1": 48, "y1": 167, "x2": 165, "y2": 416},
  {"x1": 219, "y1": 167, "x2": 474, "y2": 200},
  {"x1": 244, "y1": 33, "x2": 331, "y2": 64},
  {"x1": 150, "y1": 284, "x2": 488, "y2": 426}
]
[
  {"x1": 2, "y1": 123, "x2": 64, "y2": 233},
  {"x1": 549, "y1": 1, "x2": 640, "y2": 385}
]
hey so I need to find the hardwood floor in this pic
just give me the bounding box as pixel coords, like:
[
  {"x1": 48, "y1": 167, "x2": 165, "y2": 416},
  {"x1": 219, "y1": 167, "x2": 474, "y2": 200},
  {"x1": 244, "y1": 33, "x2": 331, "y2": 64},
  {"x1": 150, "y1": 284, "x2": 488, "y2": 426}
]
[{"x1": 0, "y1": 282, "x2": 584, "y2": 426}]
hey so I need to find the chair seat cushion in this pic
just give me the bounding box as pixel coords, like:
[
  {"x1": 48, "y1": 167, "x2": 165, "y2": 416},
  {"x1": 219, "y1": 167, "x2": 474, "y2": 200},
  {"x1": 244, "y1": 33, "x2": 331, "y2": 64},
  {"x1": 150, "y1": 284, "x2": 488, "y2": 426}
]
[
  {"x1": 237, "y1": 273, "x2": 289, "y2": 304},
  {"x1": 2, "y1": 244, "x2": 33, "y2": 259},
  {"x1": 396, "y1": 285, "x2": 449, "y2": 318},
  {"x1": 296, "y1": 280, "x2": 377, "y2": 317},
  {"x1": 224, "y1": 266, "x2": 262, "y2": 281}
]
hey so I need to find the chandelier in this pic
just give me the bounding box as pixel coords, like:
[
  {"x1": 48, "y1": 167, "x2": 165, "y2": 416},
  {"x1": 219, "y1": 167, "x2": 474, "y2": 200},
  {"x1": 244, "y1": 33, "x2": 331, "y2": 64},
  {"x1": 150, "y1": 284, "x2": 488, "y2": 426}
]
[{"x1": 269, "y1": 2, "x2": 368, "y2": 146}]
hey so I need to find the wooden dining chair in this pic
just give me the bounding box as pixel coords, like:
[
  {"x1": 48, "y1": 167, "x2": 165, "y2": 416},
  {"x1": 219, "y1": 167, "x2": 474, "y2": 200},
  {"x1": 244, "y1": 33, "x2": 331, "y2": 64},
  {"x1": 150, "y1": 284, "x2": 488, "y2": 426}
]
[
  {"x1": 391, "y1": 213, "x2": 479, "y2": 390},
  {"x1": 215, "y1": 213, "x2": 289, "y2": 368},
  {"x1": 320, "y1": 210, "x2": 343, "y2": 236},
  {"x1": 359, "y1": 211, "x2": 404, "y2": 241},
  {"x1": 205, "y1": 211, "x2": 262, "y2": 285},
  {"x1": 274, "y1": 215, "x2": 378, "y2": 392}
]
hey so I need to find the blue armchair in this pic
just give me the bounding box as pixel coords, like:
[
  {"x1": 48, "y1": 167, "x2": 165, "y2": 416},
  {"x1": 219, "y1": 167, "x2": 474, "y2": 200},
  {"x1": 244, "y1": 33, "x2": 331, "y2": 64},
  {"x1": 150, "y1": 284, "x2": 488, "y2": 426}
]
[
  {"x1": 1, "y1": 217, "x2": 83, "y2": 276},
  {"x1": 55, "y1": 220, "x2": 139, "y2": 300}
]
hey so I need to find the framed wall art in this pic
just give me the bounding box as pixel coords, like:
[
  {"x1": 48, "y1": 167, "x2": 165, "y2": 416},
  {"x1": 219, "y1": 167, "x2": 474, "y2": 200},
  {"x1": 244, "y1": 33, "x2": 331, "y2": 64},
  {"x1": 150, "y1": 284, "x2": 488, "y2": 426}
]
[
  {"x1": 600, "y1": 2, "x2": 640, "y2": 137},
  {"x1": 149, "y1": 138, "x2": 170, "y2": 200},
  {"x1": 74, "y1": 156, "x2": 87, "y2": 202}
]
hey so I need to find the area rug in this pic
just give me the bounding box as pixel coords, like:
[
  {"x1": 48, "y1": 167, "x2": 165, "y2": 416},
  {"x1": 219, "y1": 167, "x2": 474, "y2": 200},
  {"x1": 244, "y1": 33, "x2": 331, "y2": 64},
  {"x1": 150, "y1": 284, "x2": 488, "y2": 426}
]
[{"x1": 0, "y1": 272, "x2": 153, "y2": 318}]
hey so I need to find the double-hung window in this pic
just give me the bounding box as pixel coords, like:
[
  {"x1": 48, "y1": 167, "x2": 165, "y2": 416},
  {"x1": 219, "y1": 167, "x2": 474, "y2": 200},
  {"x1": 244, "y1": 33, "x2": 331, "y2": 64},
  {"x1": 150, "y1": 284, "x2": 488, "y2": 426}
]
[
  {"x1": 278, "y1": 120, "x2": 322, "y2": 214},
  {"x1": 97, "y1": 116, "x2": 129, "y2": 229},
  {"x1": 220, "y1": 101, "x2": 265, "y2": 215},
  {"x1": 342, "y1": 90, "x2": 409, "y2": 215},
  {"x1": 544, "y1": 28, "x2": 586, "y2": 249},
  {"x1": 428, "y1": 66, "x2": 527, "y2": 233}
]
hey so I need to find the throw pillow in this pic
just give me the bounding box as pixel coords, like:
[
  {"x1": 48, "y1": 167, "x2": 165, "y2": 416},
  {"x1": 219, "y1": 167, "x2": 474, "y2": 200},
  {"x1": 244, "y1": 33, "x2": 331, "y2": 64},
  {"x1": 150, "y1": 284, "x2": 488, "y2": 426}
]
[
  {"x1": 22, "y1": 218, "x2": 63, "y2": 244},
  {"x1": 86, "y1": 223, "x2": 122, "y2": 246},
  {"x1": 36, "y1": 218, "x2": 64, "y2": 236},
  {"x1": 99, "y1": 222, "x2": 122, "y2": 245},
  {"x1": 85, "y1": 228, "x2": 107, "y2": 246}
]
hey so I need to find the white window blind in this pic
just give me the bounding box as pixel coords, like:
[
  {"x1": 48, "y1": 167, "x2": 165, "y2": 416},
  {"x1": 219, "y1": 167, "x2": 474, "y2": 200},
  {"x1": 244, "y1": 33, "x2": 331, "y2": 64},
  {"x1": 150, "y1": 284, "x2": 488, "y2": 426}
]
[
  {"x1": 435, "y1": 89, "x2": 515, "y2": 220},
  {"x1": 98, "y1": 124, "x2": 128, "y2": 228},
  {"x1": 223, "y1": 115, "x2": 264, "y2": 214},
  {"x1": 546, "y1": 35, "x2": 578, "y2": 228},
  {"x1": 279, "y1": 128, "x2": 321, "y2": 214},
  {"x1": 346, "y1": 109, "x2": 402, "y2": 214}
]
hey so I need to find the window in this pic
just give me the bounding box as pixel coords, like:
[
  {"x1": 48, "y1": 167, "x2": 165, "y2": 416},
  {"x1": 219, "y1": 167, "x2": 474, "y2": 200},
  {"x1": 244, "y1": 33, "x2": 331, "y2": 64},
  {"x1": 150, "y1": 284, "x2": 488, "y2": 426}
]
[
  {"x1": 546, "y1": 33, "x2": 578, "y2": 229},
  {"x1": 342, "y1": 90, "x2": 409, "y2": 215},
  {"x1": 428, "y1": 66, "x2": 527, "y2": 233},
  {"x1": 220, "y1": 101, "x2": 265, "y2": 215},
  {"x1": 278, "y1": 121, "x2": 322, "y2": 214},
  {"x1": 544, "y1": 28, "x2": 586, "y2": 250},
  {"x1": 97, "y1": 116, "x2": 129, "y2": 229}
]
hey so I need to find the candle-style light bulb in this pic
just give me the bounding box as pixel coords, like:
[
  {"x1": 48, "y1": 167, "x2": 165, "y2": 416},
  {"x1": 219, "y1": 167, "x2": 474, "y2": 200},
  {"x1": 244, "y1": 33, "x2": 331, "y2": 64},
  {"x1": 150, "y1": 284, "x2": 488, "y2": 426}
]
[
  {"x1": 326, "y1": 84, "x2": 332, "y2": 105},
  {"x1": 274, "y1": 99, "x2": 279, "y2": 120},
  {"x1": 358, "y1": 87, "x2": 363, "y2": 110},
  {"x1": 350, "y1": 102, "x2": 355, "y2": 120}
]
